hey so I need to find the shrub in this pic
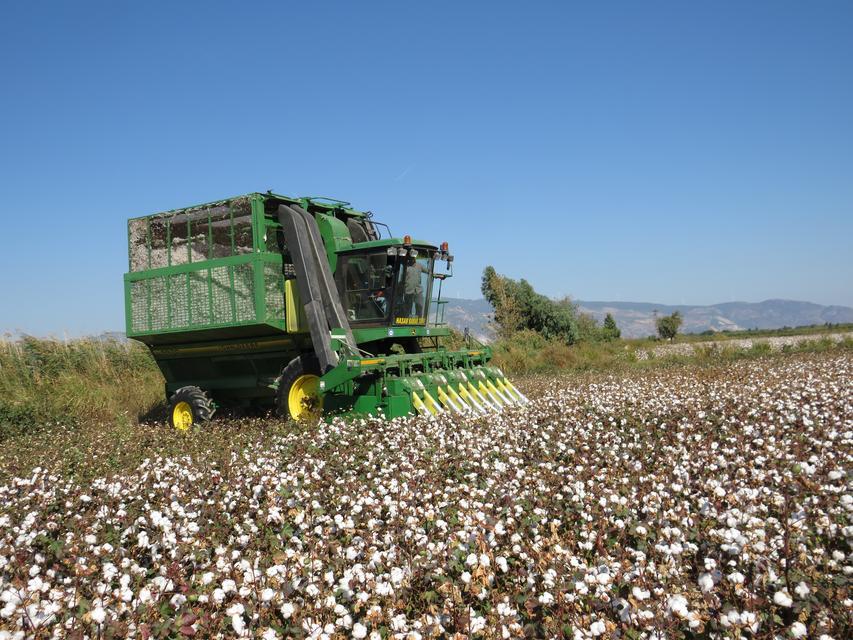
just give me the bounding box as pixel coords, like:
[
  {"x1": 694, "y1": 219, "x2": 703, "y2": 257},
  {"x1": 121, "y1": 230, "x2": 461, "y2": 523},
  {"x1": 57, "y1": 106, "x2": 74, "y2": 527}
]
[
  {"x1": 656, "y1": 311, "x2": 683, "y2": 341},
  {"x1": 602, "y1": 313, "x2": 621, "y2": 340},
  {"x1": 481, "y1": 267, "x2": 578, "y2": 344}
]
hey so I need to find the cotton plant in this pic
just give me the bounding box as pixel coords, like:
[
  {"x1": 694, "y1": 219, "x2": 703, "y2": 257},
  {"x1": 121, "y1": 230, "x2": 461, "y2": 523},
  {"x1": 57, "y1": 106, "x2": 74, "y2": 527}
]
[{"x1": 0, "y1": 353, "x2": 850, "y2": 637}]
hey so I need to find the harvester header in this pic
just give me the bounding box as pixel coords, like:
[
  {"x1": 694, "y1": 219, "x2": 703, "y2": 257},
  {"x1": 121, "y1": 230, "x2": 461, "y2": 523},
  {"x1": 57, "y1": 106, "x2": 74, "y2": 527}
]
[{"x1": 124, "y1": 192, "x2": 526, "y2": 427}]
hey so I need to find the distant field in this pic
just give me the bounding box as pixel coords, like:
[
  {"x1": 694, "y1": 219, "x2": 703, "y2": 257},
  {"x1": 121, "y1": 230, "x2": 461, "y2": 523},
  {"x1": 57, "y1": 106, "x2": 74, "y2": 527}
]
[
  {"x1": 677, "y1": 322, "x2": 853, "y2": 341},
  {"x1": 0, "y1": 351, "x2": 850, "y2": 638},
  {"x1": 490, "y1": 328, "x2": 852, "y2": 375},
  {"x1": 635, "y1": 331, "x2": 853, "y2": 360}
]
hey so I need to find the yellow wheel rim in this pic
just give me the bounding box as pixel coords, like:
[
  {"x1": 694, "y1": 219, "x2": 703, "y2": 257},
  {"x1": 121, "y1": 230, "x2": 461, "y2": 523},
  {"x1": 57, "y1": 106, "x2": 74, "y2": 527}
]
[
  {"x1": 288, "y1": 374, "x2": 322, "y2": 421},
  {"x1": 172, "y1": 401, "x2": 193, "y2": 431}
]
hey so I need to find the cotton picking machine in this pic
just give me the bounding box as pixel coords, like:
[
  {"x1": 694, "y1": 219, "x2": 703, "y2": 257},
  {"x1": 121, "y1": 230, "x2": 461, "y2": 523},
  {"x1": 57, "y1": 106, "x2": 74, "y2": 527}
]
[{"x1": 124, "y1": 192, "x2": 528, "y2": 428}]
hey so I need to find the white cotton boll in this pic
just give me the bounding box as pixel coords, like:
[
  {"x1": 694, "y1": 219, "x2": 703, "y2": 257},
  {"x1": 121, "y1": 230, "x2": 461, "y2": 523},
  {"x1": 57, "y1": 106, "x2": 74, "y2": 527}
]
[
  {"x1": 589, "y1": 620, "x2": 606, "y2": 636},
  {"x1": 721, "y1": 609, "x2": 738, "y2": 627},
  {"x1": 790, "y1": 622, "x2": 807, "y2": 638},
  {"x1": 773, "y1": 590, "x2": 793, "y2": 608},
  {"x1": 212, "y1": 588, "x2": 226, "y2": 604},
  {"x1": 27, "y1": 576, "x2": 44, "y2": 593},
  {"x1": 538, "y1": 592, "x2": 554, "y2": 605},
  {"x1": 632, "y1": 586, "x2": 650, "y2": 600},
  {"x1": 231, "y1": 614, "x2": 246, "y2": 636},
  {"x1": 460, "y1": 572, "x2": 471, "y2": 584},
  {"x1": 390, "y1": 613, "x2": 407, "y2": 632},
  {"x1": 465, "y1": 553, "x2": 478, "y2": 567},
  {"x1": 222, "y1": 579, "x2": 237, "y2": 593},
  {"x1": 281, "y1": 603, "x2": 295, "y2": 618},
  {"x1": 612, "y1": 598, "x2": 631, "y2": 622},
  {"x1": 495, "y1": 556, "x2": 508, "y2": 573},
  {"x1": 794, "y1": 582, "x2": 810, "y2": 598},
  {"x1": 698, "y1": 572, "x2": 715, "y2": 593},
  {"x1": 90, "y1": 606, "x2": 106, "y2": 624},
  {"x1": 667, "y1": 595, "x2": 689, "y2": 618},
  {"x1": 741, "y1": 611, "x2": 758, "y2": 632},
  {"x1": 225, "y1": 603, "x2": 245, "y2": 617},
  {"x1": 828, "y1": 470, "x2": 844, "y2": 481},
  {"x1": 261, "y1": 588, "x2": 276, "y2": 602},
  {"x1": 262, "y1": 628, "x2": 279, "y2": 640},
  {"x1": 352, "y1": 623, "x2": 368, "y2": 639},
  {"x1": 390, "y1": 567, "x2": 405, "y2": 585}
]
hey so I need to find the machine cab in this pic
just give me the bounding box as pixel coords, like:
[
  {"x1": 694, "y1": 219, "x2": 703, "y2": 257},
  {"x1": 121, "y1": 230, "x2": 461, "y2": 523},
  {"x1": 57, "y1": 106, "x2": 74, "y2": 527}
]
[{"x1": 334, "y1": 238, "x2": 437, "y2": 328}]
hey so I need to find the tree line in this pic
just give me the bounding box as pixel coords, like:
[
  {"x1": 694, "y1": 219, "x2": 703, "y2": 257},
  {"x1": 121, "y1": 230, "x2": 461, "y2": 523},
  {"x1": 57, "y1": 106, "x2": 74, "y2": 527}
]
[{"x1": 481, "y1": 266, "x2": 683, "y2": 343}]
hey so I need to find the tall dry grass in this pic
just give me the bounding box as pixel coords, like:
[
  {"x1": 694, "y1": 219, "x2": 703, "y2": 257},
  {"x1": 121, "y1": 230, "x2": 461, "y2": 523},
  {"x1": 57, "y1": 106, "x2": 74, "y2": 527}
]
[{"x1": 0, "y1": 336, "x2": 164, "y2": 439}]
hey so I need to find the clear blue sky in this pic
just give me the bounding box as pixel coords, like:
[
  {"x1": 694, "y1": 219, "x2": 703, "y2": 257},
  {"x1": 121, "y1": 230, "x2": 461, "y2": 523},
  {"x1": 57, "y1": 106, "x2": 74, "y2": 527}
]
[{"x1": 1, "y1": 1, "x2": 851, "y2": 336}]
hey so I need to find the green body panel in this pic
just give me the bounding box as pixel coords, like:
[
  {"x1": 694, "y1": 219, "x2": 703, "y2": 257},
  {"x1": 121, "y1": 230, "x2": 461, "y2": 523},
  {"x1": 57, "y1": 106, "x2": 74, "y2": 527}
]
[{"x1": 124, "y1": 191, "x2": 490, "y2": 418}]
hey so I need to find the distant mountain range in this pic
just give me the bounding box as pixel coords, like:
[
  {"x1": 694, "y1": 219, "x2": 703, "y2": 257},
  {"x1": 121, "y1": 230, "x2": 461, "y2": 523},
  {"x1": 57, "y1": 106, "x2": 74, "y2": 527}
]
[
  {"x1": 7, "y1": 299, "x2": 851, "y2": 343},
  {"x1": 440, "y1": 298, "x2": 853, "y2": 340}
]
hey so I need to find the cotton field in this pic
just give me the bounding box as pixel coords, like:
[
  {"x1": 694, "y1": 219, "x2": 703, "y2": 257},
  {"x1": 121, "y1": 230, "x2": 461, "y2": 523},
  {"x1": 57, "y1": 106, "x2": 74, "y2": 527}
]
[{"x1": 1, "y1": 353, "x2": 851, "y2": 639}]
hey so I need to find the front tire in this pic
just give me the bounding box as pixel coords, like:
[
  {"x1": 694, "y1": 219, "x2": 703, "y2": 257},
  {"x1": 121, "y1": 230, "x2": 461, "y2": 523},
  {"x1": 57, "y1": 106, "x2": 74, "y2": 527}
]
[
  {"x1": 276, "y1": 355, "x2": 323, "y2": 422},
  {"x1": 168, "y1": 386, "x2": 215, "y2": 431}
]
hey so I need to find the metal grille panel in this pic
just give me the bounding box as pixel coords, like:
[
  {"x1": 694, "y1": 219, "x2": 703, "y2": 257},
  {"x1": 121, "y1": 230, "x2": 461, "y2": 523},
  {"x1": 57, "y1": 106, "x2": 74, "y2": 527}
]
[
  {"x1": 128, "y1": 197, "x2": 253, "y2": 272},
  {"x1": 233, "y1": 263, "x2": 255, "y2": 322},
  {"x1": 190, "y1": 270, "x2": 211, "y2": 326},
  {"x1": 131, "y1": 281, "x2": 149, "y2": 333},
  {"x1": 168, "y1": 274, "x2": 189, "y2": 327},
  {"x1": 128, "y1": 261, "x2": 267, "y2": 334},
  {"x1": 264, "y1": 263, "x2": 285, "y2": 322}
]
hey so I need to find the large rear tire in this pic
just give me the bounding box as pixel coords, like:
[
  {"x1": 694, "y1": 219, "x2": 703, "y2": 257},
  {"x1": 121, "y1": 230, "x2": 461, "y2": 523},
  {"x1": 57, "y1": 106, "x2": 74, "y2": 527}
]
[
  {"x1": 276, "y1": 354, "x2": 323, "y2": 422},
  {"x1": 168, "y1": 386, "x2": 215, "y2": 431}
]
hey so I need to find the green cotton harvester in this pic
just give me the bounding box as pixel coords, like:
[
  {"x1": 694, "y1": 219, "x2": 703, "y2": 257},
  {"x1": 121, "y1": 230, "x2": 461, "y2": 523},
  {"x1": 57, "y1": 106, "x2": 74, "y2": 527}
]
[{"x1": 124, "y1": 192, "x2": 527, "y2": 428}]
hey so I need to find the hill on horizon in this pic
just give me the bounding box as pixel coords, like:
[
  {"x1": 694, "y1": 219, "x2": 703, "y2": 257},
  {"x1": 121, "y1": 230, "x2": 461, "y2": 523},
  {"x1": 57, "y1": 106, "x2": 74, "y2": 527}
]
[
  {"x1": 441, "y1": 297, "x2": 853, "y2": 341},
  {"x1": 4, "y1": 299, "x2": 851, "y2": 343}
]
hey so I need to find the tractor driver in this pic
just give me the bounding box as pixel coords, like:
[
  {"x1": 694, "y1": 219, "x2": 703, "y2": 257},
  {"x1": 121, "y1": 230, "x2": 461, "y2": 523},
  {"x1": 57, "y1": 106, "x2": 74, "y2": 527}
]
[{"x1": 402, "y1": 255, "x2": 427, "y2": 318}]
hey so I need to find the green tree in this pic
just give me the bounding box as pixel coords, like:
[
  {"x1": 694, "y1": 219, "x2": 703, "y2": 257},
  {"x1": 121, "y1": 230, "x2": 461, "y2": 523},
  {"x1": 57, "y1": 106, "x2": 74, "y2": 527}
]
[
  {"x1": 656, "y1": 311, "x2": 683, "y2": 341},
  {"x1": 481, "y1": 266, "x2": 579, "y2": 344},
  {"x1": 576, "y1": 312, "x2": 603, "y2": 342},
  {"x1": 602, "y1": 313, "x2": 621, "y2": 340}
]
